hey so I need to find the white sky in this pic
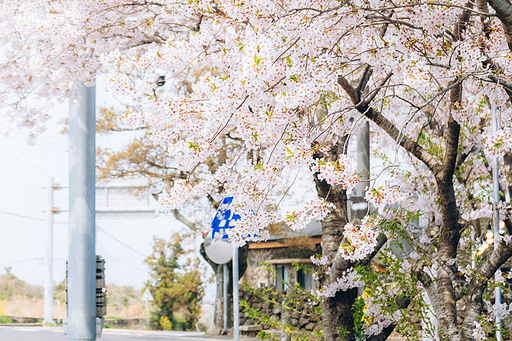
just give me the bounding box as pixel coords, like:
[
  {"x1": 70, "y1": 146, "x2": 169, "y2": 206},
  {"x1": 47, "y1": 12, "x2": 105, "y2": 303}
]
[{"x1": 0, "y1": 76, "x2": 216, "y2": 302}]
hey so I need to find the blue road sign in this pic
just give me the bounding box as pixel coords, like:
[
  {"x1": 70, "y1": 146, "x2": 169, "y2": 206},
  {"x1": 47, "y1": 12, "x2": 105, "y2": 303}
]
[{"x1": 212, "y1": 197, "x2": 241, "y2": 240}]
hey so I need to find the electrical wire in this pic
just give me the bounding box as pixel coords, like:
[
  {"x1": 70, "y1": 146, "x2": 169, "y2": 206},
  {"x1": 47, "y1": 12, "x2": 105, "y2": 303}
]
[
  {"x1": 0, "y1": 122, "x2": 68, "y2": 147},
  {"x1": 96, "y1": 248, "x2": 147, "y2": 272},
  {"x1": 0, "y1": 257, "x2": 44, "y2": 267},
  {"x1": 0, "y1": 210, "x2": 45, "y2": 222},
  {"x1": 96, "y1": 225, "x2": 147, "y2": 257},
  {"x1": 0, "y1": 173, "x2": 46, "y2": 188},
  {"x1": 0, "y1": 156, "x2": 67, "y2": 172},
  {"x1": 0, "y1": 183, "x2": 39, "y2": 195},
  {"x1": 1, "y1": 132, "x2": 68, "y2": 152},
  {"x1": 0, "y1": 209, "x2": 67, "y2": 225}
]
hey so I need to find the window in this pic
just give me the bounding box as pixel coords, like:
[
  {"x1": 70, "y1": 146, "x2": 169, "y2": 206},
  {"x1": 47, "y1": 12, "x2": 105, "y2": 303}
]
[
  {"x1": 297, "y1": 268, "x2": 313, "y2": 291},
  {"x1": 275, "y1": 265, "x2": 288, "y2": 290}
]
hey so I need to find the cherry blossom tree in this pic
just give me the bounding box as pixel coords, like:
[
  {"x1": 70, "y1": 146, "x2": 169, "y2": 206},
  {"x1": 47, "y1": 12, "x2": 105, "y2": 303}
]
[
  {"x1": 96, "y1": 110, "x2": 250, "y2": 330},
  {"x1": 4, "y1": 0, "x2": 512, "y2": 340},
  {"x1": 100, "y1": 1, "x2": 512, "y2": 339}
]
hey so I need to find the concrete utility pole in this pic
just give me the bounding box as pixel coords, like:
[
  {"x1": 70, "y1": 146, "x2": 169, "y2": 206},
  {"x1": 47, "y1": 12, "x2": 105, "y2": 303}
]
[
  {"x1": 66, "y1": 83, "x2": 96, "y2": 341},
  {"x1": 43, "y1": 176, "x2": 56, "y2": 325}
]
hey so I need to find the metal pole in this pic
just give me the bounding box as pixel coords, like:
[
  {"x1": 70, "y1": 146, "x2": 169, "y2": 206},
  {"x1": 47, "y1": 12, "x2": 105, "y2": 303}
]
[
  {"x1": 44, "y1": 177, "x2": 56, "y2": 325},
  {"x1": 211, "y1": 299, "x2": 216, "y2": 333},
  {"x1": 491, "y1": 103, "x2": 502, "y2": 341},
  {"x1": 67, "y1": 83, "x2": 96, "y2": 340},
  {"x1": 356, "y1": 121, "x2": 370, "y2": 195},
  {"x1": 233, "y1": 247, "x2": 239, "y2": 341},
  {"x1": 146, "y1": 298, "x2": 150, "y2": 329},
  {"x1": 353, "y1": 121, "x2": 370, "y2": 219},
  {"x1": 223, "y1": 263, "x2": 228, "y2": 333}
]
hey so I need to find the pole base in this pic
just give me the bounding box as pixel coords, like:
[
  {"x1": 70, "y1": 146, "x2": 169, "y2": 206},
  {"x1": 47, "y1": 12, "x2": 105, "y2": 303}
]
[{"x1": 42, "y1": 318, "x2": 56, "y2": 325}]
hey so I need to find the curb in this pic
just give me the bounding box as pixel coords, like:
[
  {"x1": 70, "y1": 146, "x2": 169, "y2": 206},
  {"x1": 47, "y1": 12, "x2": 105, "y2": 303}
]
[{"x1": 0, "y1": 323, "x2": 43, "y2": 327}]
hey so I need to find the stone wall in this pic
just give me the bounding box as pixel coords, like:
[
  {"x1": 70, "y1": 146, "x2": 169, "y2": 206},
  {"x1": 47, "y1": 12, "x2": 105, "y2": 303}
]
[
  {"x1": 5, "y1": 316, "x2": 40, "y2": 323},
  {"x1": 239, "y1": 288, "x2": 322, "y2": 333},
  {"x1": 103, "y1": 317, "x2": 146, "y2": 329}
]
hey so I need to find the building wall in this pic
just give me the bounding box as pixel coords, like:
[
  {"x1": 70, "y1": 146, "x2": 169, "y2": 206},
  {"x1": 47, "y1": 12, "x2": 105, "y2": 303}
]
[{"x1": 241, "y1": 244, "x2": 322, "y2": 288}]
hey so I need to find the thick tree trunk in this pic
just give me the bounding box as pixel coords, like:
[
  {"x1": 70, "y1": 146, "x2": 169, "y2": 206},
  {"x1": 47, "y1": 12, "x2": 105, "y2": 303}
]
[
  {"x1": 313, "y1": 138, "x2": 357, "y2": 341},
  {"x1": 321, "y1": 205, "x2": 358, "y2": 341}
]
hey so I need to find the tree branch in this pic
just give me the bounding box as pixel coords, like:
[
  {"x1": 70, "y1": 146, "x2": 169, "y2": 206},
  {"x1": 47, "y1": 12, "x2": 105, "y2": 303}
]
[
  {"x1": 475, "y1": 224, "x2": 512, "y2": 279},
  {"x1": 438, "y1": 112, "x2": 460, "y2": 182},
  {"x1": 337, "y1": 75, "x2": 441, "y2": 173},
  {"x1": 170, "y1": 208, "x2": 197, "y2": 232},
  {"x1": 485, "y1": 0, "x2": 512, "y2": 51}
]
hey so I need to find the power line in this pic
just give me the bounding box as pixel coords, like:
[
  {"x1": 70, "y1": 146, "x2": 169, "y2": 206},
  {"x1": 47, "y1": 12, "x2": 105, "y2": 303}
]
[
  {"x1": 0, "y1": 210, "x2": 67, "y2": 225},
  {"x1": 1, "y1": 132, "x2": 68, "y2": 152},
  {"x1": 0, "y1": 173, "x2": 45, "y2": 188},
  {"x1": 0, "y1": 257, "x2": 44, "y2": 267},
  {"x1": 97, "y1": 248, "x2": 147, "y2": 272},
  {"x1": 0, "y1": 156, "x2": 67, "y2": 172},
  {"x1": 0, "y1": 183, "x2": 39, "y2": 195},
  {"x1": 97, "y1": 225, "x2": 147, "y2": 257},
  {"x1": 0, "y1": 210, "x2": 44, "y2": 222},
  {"x1": 0, "y1": 122, "x2": 68, "y2": 148}
]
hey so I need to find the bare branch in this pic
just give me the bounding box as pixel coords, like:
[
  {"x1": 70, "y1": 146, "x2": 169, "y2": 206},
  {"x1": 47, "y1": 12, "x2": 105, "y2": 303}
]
[
  {"x1": 337, "y1": 74, "x2": 442, "y2": 173},
  {"x1": 170, "y1": 208, "x2": 197, "y2": 232}
]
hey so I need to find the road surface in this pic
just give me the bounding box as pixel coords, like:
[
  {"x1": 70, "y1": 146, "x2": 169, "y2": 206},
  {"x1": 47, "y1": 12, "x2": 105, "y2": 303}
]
[{"x1": 0, "y1": 327, "x2": 257, "y2": 341}]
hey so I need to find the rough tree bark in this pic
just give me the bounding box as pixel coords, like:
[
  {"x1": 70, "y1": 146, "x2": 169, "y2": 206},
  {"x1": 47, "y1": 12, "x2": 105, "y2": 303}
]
[{"x1": 313, "y1": 136, "x2": 357, "y2": 341}]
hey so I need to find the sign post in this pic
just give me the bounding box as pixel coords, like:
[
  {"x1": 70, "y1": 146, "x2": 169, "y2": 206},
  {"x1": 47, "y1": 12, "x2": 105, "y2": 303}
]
[
  {"x1": 223, "y1": 263, "x2": 228, "y2": 334},
  {"x1": 233, "y1": 245, "x2": 239, "y2": 341},
  {"x1": 208, "y1": 197, "x2": 240, "y2": 338},
  {"x1": 141, "y1": 289, "x2": 154, "y2": 329}
]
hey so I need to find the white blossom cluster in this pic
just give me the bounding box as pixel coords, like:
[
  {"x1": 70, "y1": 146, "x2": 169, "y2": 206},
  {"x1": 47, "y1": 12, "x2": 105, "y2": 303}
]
[
  {"x1": 495, "y1": 269, "x2": 506, "y2": 285},
  {"x1": 485, "y1": 130, "x2": 512, "y2": 157},
  {"x1": 364, "y1": 186, "x2": 403, "y2": 209},
  {"x1": 446, "y1": 258, "x2": 457, "y2": 266},
  {"x1": 313, "y1": 155, "x2": 359, "y2": 190},
  {"x1": 472, "y1": 321, "x2": 486, "y2": 341},
  {"x1": 419, "y1": 234, "x2": 432, "y2": 245},
  {"x1": 341, "y1": 217, "x2": 380, "y2": 261},
  {"x1": 310, "y1": 254, "x2": 332, "y2": 266},
  {"x1": 313, "y1": 268, "x2": 363, "y2": 298},
  {"x1": 457, "y1": 265, "x2": 473, "y2": 283},
  {"x1": 363, "y1": 296, "x2": 403, "y2": 337},
  {"x1": 227, "y1": 211, "x2": 276, "y2": 247},
  {"x1": 284, "y1": 198, "x2": 336, "y2": 231}
]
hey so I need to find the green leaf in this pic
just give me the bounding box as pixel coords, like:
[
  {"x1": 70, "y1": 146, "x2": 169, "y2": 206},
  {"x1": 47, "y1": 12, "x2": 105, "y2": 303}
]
[
  {"x1": 254, "y1": 53, "x2": 263, "y2": 65},
  {"x1": 285, "y1": 56, "x2": 292, "y2": 67}
]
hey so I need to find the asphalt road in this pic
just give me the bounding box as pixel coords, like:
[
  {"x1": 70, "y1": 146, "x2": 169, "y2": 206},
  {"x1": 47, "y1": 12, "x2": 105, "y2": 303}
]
[{"x1": 0, "y1": 327, "x2": 258, "y2": 341}]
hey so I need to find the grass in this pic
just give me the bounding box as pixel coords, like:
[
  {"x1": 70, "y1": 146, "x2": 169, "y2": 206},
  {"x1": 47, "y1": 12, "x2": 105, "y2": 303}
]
[
  {"x1": 0, "y1": 274, "x2": 144, "y2": 319},
  {"x1": 0, "y1": 316, "x2": 13, "y2": 323}
]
